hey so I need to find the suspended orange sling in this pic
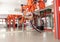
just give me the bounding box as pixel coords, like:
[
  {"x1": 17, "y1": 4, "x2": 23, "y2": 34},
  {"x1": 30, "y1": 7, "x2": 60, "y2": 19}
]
[
  {"x1": 27, "y1": 0, "x2": 34, "y2": 5},
  {"x1": 39, "y1": 1, "x2": 45, "y2": 9},
  {"x1": 30, "y1": 4, "x2": 36, "y2": 12}
]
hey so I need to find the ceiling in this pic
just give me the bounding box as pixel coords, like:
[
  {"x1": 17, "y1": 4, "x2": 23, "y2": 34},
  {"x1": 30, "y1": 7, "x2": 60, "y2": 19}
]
[
  {"x1": 0, "y1": 0, "x2": 27, "y2": 4},
  {"x1": 0, "y1": 0, "x2": 53, "y2": 14},
  {"x1": 0, "y1": 0, "x2": 27, "y2": 14}
]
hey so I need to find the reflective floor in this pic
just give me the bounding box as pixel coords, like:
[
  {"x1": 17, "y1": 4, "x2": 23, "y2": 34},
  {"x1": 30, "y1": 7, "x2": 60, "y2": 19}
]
[{"x1": 0, "y1": 30, "x2": 60, "y2": 42}]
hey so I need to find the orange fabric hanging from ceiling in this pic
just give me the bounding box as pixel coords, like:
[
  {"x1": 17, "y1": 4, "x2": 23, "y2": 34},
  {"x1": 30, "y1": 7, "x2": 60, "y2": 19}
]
[
  {"x1": 39, "y1": 1, "x2": 45, "y2": 9},
  {"x1": 22, "y1": 0, "x2": 36, "y2": 12},
  {"x1": 23, "y1": 5, "x2": 31, "y2": 12},
  {"x1": 23, "y1": 4, "x2": 36, "y2": 12},
  {"x1": 23, "y1": 5, "x2": 29, "y2": 10},
  {"x1": 27, "y1": 0, "x2": 34, "y2": 5},
  {"x1": 40, "y1": 0, "x2": 43, "y2": 1},
  {"x1": 29, "y1": 4, "x2": 36, "y2": 12}
]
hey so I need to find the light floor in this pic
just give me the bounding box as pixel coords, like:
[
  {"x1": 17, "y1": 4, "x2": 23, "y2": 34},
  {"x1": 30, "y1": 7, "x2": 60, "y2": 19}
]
[{"x1": 0, "y1": 30, "x2": 60, "y2": 42}]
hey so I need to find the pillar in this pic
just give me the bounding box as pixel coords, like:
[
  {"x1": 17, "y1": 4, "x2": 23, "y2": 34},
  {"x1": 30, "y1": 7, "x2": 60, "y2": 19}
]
[{"x1": 54, "y1": 0, "x2": 60, "y2": 39}]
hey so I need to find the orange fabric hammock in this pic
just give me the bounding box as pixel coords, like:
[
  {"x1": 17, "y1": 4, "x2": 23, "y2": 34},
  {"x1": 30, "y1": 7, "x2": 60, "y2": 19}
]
[
  {"x1": 23, "y1": 4, "x2": 36, "y2": 12},
  {"x1": 39, "y1": 1, "x2": 45, "y2": 9},
  {"x1": 27, "y1": 0, "x2": 34, "y2": 5},
  {"x1": 28, "y1": 4, "x2": 36, "y2": 12}
]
